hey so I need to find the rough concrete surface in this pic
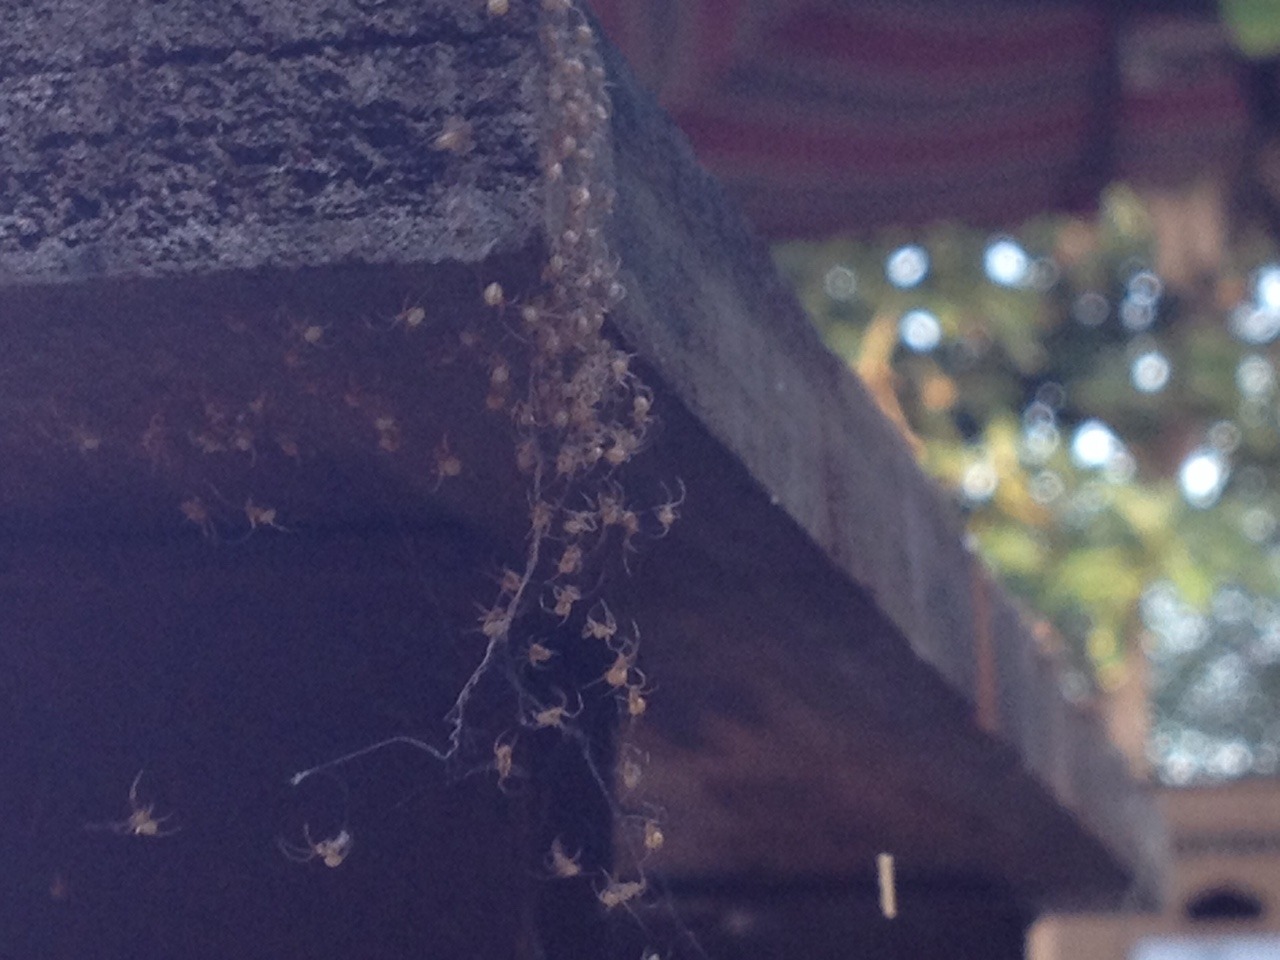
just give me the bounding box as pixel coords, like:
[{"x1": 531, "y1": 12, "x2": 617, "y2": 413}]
[{"x1": 0, "y1": 0, "x2": 544, "y2": 282}]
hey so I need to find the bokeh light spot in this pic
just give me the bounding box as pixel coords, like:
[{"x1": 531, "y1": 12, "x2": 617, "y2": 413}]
[
  {"x1": 1236, "y1": 355, "x2": 1275, "y2": 398},
  {"x1": 1030, "y1": 470, "x2": 1065, "y2": 504},
  {"x1": 1021, "y1": 421, "x2": 1060, "y2": 463},
  {"x1": 1127, "y1": 270, "x2": 1163, "y2": 305},
  {"x1": 1242, "y1": 507, "x2": 1277, "y2": 543},
  {"x1": 1120, "y1": 298, "x2": 1156, "y2": 332},
  {"x1": 1209, "y1": 420, "x2": 1242, "y2": 454},
  {"x1": 1255, "y1": 263, "x2": 1280, "y2": 310},
  {"x1": 1104, "y1": 449, "x2": 1137, "y2": 484},
  {"x1": 1229, "y1": 304, "x2": 1280, "y2": 344},
  {"x1": 962, "y1": 461, "x2": 998, "y2": 503},
  {"x1": 823, "y1": 264, "x2": 858, "y2": 302},
  {"x1": 1072, "y1": 291, "x2": 1109, "y2": 326},
  {"x1": 898, "y1": 309, "x2": 942, "y2": 352},
  {"x1": 1179, "y1": 449, "x2": 1228, "y2": 508},
  {"x1": 1131, "y1": 350, "x2": 1171, "y2": 393},
  {"x1": 885, "y1": 245, "x2": 929, "y2": 288},
  {"x1": 984, "y1": 238, "x2": 1029, "y2": 287},
  {"x1": 1071, "y1": 419, "x2": 1121, "y2": 469}
]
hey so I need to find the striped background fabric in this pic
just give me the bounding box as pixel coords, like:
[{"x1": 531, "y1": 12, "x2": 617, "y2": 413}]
[{"x1": 588, "y1": 0, "x2": 1249, "y2": 237}]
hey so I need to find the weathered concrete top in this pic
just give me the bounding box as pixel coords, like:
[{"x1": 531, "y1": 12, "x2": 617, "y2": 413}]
[
  {"x1": 0, "y1": 0, "x2": 543, "y2": 280},
  {"x1": 0, "y1": 0, "x2": 1163, "y2": 933}
]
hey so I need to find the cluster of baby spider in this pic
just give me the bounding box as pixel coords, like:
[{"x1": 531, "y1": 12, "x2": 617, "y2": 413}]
[
  {"x1": 178, "y1": 491, "x2": 288, "y2": 543},
  {"x1": 276, "y1": 0, "x2": 681, "y2": 912},
  {"x1": 470, "y1": 1, "x2": 680, "y2": 917},
  {"x1": 86, "y1": 770, "x2": 355, "y2": 870},
  {"x1": 185, "y1": 394, "x2": 268, "y2": 464}
]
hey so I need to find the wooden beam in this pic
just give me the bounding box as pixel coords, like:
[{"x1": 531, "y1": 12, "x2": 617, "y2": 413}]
[{"x1": 0, "y1": 0, "x2": 1164, "y2": 934}]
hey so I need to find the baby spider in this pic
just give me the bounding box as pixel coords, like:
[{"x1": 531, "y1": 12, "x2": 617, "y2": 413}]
[
  {"x1": 485, "y1": 387, "x2": 509, "y2": 412},
  {"x1": 548, "y1": 583, "x2": 581, "y2": 620},
  {"x1": 598, "y1": 634, "x2": 643, "y2": 690},
  {"x1": 229, "y1": 424, "x2": 257, "y2": 463},
  {"x1": 522, "y1": 689, "x2": 582, "y2": 731},
  {"x1": 555, "y1": 444, "x2": 583, "y2": 478},
  {"x1": 278, "y1": 825, "x2": 354, "y2": 868},
  {"x1": 69, "y1": 424, "x2": 102, "y2": 454},
  {"x1": 620, "y1": 510, "x2": 642, "y2": 548},
  {"x1": 607, "y1": 350, "x2": 635, "y2": 387},
  {"x1": 492, "y1": 732, "x2": 519, "y2": 790},
  {"x1": 545, "y1": 837, "x2": 583, "y2": 878},
  {"x1": 557, "y1": 543, "x2": 583, "y2": 577},
  {"x1": 488, "y1": 355, "x2": 512, "y2": 388},
  {"x1": 623, "y1": 673, "x2": 657, "y2": 720},
  {"x1": 390, "y1": 294, "x2": 427, "y2": 331},
  {"x1": 482, "y1": 282, "x2": 505, "y2": 308},
  {"x1": 597, "y1": 488, "x2": 627, "y2": 527},
  {"x1": 530, "y1": 499, "x2": 555, "y2": 538},
  {"x1": 477, "y1": 602, "x2": 513, "y2": 640},
  {"x1": 642, "y1": 819, "x2": 665, "y2": 853},
  {"x1": 243, "y1": 498, "x2": 288, "y2": 534},
  {"x1": 497, "y1": 567, "x2": 524, "y2": 597},
  {"x1": 246, "y1": 393, "x2": 268, "y2": 417},
  {"x1": 515, "y1": 436, "x2": 541, "y2": 474},
  {"x1": 276, "y1": 434, "x2": 301, "y2": 460},
  {"x1": 596, "y1": 874, "x2": 647, "y2": 910},
  {"x1": 297, "y1": 321, "x2": 330, "y2": 347},
  {"x1": 89, "y1": 770, "x2": 179, "y2": 838},
  {"x1": 631, "y1": 385, "x2": 655, "y2": 429},
  {"x1": 604, "y1": 428, "x2": 640, "y2": 468},
  {"x1": 526, "y1": 640, "x2": 556, "y2": 668},
  {"x1": 430, "y1": 434, "x2": 464, "y2": 490},
  {"x1": 562, "y1": 508, "x2": 598, "y2": 537},
  {"x1": 180, "y1": 496, "x2": 216, "y2": 541},
  {"x1": 397, "y1": 304, "x2": 426, "y2": 330},
  {"x1": 620, "y1": 757, "x2": 644, "y2": 791},
  {"x1": 582, "y1": 601, "x2": 617, "y2": 642},
  {"x1": 653, "y1": 479, "x2": 686, "y2": 537},
  {"x1": 618, "y1": 744, "x2": 648, "y2": 792},
  {"x1": 189, "y1": 430, "x2": 227, "y2": 455},
  {"x1": 374, "y1": 416, "x2": 401, "y2": 453}
]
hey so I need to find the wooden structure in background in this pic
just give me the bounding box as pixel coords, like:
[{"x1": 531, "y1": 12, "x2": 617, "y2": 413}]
[
  {"x1": 1031, "y1": 778, "x2": 1280, "y2": 959},
  {"x1": 0, "y1": 2, "x2": 1163, "y2": 958},
  {"x1": 587, "y1": 0, "x2": 1247, "y2": 239}
]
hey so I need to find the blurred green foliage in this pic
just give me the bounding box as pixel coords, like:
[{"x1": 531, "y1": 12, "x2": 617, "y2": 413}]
[
  {"x1": 1221, "y1": 0, "x2": 1280, "y2": 59},
  {"x1": 777, "y1": 186, "x2": 1280, "y2": 781}
]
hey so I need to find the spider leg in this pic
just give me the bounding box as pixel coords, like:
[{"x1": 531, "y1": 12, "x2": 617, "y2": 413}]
[
  {"x1": 151, "y1": 812, "x2": 182, "y2": 837},
  {"x1": 276, "y1": 834, "x2": 318, "y2": 863}
]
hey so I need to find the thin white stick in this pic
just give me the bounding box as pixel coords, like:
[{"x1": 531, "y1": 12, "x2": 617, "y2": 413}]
[{"x1": 878, "y1": 852, "x2": 897, "y2": 919}]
